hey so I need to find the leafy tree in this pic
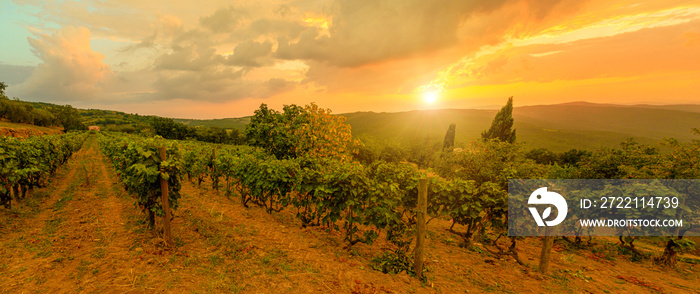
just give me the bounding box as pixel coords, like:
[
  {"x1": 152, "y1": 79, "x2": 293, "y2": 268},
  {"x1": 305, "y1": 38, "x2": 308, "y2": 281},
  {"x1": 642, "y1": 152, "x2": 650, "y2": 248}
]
[
  {"x1": 292, "y1": 103, "x2": 357, "y2": 160},
  {"x1": 0, "y1": 90, "x2": 63, "y2": 128},
  {"x1": 481, "y1": 96, "x2": 516, "y2": 143},
  {"x1": 353, "y1": 136, "x2": 380, "y2": 164},
  {"x1": 0, "y1": 97, "x2": 10, "y2": 118},
  {"x1": 51, "y1": 105, "x2": 86, "y2": 132},
  {"x1": 406, "y1": 136, "x2": 440, "y2": 168},
  {"x1": 354, "y1": 136, "x2": 412, "y2": 165},
  {"x1": 32, "y1": 108, "x2": 57, "y2": 127},
  {"x1": 246, "y1": 103, "x2": 358, "y2": 160},
  {"x1": 5, "y1": 100, "x2": 34, "y2": 124},
  {"x1": 228, "y1": 128, "x2": 244, "y2": 145},
  {"x1": 378, "y1": 141, "x2": 407, "y2": 163},
  {"x1": 151, "y1": 117, "x2": 193, "y2": 140},
  {"x1": 105, "y1": 124, "x2": 137, "y2": 134},
  {"x1": 195, "y1": 126, "x2": 228, "y2": 143},
  {"x1": 245, "y1": 104, "x2": 299, "y2": 159},
  {"x1": 442, "y1": 123, "x2": 456, "y2": 152},
  {"x1": 525, "y1": 148, "x2": 558, "y2": 165},
  {"x1": 577, "y1": 138, "x2": 662, "y2": 179},
  {"x1": 151, "y1": 117, "x2": 176, "y2": 139},
  {"x1": 560, "y1": 148, "x2": 592, "y2": 165},
  {"x1": 0, "y1": 82, "x2": 14, "y2": 120},
  {"x1": 0, "y1": 96, "x2": 59, "y2": 126}
]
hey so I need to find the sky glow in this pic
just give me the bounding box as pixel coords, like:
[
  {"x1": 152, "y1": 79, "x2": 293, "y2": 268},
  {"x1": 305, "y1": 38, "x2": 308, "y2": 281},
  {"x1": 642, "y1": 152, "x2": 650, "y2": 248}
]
[{"x1": 0, "y1": 0, "x2": 698, "y2": 118}]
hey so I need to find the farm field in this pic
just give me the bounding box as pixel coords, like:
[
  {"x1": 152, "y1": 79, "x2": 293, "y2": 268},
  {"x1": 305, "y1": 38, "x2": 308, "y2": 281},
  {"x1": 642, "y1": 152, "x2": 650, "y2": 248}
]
[{"x1": 1, "y1": 135, "x2": 698, "y2": 293}]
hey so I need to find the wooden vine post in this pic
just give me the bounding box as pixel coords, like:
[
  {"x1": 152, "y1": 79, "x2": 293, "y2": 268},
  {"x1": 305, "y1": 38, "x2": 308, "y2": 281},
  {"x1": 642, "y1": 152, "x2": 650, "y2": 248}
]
[
  {"x1": 211, "y1": 147, "x2": 218, "y2": 190},
  {"x1": 158, "y1": 146, "x2": 173, "y2": 247},
  {"x1": 538, "y1": 226, "x2": 554, "y2": 274},
  {"x1": 414, "y1": 178, "x2": 428, "y2": 279}
]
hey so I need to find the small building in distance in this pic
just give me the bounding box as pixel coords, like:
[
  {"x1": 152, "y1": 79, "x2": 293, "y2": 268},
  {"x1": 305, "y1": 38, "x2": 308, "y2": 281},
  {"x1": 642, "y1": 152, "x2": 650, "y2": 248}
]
[{"x1": 88, "y1": 126, "x2": 100, "y2": 131}]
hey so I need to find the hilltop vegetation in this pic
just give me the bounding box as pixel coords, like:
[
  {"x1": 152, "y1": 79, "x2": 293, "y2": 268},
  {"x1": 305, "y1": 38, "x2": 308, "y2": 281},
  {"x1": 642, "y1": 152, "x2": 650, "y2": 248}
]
[
  {"x1": 0, "y1": 83, "x2": 243, "y2": 143},
  {"x1": 174, "y1": 117, "x2": 250, "y2": 130},
  {"x1": 78, "y1": 108, "x2": 153, "y2": 133},
  {"x1": 341, "y1": 103, "x2": 700, "y2": 152},
  {"x1": 0, "y1": 82, "x2": 85, "y2": 132},
  {"x1": 165, "y1": 101, "x2": 700, "y2": 153}
]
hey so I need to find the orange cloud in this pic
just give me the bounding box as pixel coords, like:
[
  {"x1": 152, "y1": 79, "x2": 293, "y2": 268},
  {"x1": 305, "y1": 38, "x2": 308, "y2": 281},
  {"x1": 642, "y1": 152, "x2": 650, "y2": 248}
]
[
  {"x1": 15, "y1": 26, "x2": 113, "y2": 101},
  {"x1": 6, "y1": 0, "x2": 700, "y2": 118}
]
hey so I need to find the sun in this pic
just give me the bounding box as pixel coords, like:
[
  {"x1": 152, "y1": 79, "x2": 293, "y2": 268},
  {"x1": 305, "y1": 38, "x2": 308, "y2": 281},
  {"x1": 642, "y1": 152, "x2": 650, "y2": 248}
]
[{"x1": 424, "y1": 91, "x2": 438, "y2": 104}]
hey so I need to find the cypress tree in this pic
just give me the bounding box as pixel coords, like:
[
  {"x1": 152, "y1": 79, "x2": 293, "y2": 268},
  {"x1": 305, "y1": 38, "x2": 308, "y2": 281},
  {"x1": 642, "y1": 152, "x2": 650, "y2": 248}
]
[
  {"x1": 481, "y1": 96, "x2": 516, "y2": 143},
  {"x1": 443, "y1": 123, "x2": 456, "y2": 152}
]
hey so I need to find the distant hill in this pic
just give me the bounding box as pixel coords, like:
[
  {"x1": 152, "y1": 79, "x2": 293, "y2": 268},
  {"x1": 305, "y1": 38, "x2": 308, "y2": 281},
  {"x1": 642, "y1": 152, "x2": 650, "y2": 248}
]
[
  {"x1": 161, "y1": 103, "x2": 700, "y2": 152},
  {"x1": 633, "y1": 104, "x2": 700, "y2": 113},
  {"x1": 341, "y1": 103, "x2": 700, "y2": 152},
  {"x1": 76, "y1": 108, "x2": 155, "y2": 133},
  {"x1": 67, "y1": 102, "x2": 700, "y2": 152}
]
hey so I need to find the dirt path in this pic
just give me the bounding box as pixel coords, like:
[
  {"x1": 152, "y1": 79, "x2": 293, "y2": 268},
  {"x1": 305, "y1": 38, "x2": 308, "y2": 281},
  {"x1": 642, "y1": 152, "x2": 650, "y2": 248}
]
[{"x1": 0, "y1": 136, "x2": 170, "y2": 293}]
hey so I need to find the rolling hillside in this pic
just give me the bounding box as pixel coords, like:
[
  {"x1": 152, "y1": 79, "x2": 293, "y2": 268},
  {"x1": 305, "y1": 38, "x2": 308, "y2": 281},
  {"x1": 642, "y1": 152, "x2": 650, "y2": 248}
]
[
  {"x1": 335, "y1": 103, "x2": 699, "y2": 151},
  {"x1": 77, "y1": 102, "x2": 700, "y2": 152}
]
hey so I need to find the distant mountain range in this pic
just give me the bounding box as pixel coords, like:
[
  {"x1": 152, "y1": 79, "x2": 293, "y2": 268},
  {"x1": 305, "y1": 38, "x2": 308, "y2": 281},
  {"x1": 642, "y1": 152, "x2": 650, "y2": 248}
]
[{"x1": 174, "y1": 102, "x2": 700, "y2": 152}]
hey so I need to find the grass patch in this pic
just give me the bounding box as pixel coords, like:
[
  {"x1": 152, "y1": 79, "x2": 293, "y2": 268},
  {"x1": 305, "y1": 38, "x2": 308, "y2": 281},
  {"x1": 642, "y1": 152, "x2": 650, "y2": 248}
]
[
  {"x1": 472, "y1": 279, "x2": 515, "y2": 294},
  {"x1": 680, "y1": 257, "x2": 700, "y2": 264},
  {"x1": 164, "y1": 275, "x2": 182, "y2": 290},
  {"x1": 221, "y1": 240, "x2": 255, "y2": 260},
  {"x1": 208, "y1": 254, "x2": 223, "y2": 266},
  {"x1": 53, "y1": 193, "x2": 74, "y2": 212},
  {"x1": 25, "y1": 190, "x2": 50, "y2": 212},
  {"x1": 91, "y1": 248, "x2": 107, "y2": 259},
  {"x1": 74, "y1": 260, "x2": 93, "y2": 280},
  {"x1": 125, "y1": 213, "x2": 147, "y2": 234},
  {"x1": 187, "y1": 214, "x2": 225, "y2": 247},
  {"x1": 550, "y1": 271, "x2": 571, "y2": 286},
  {"x1": 232, "y1": 224, "x2": 258, "y2": 236},
  {"x1": 44, "y1": 217, "x2": 63, "y2": 236},
  {"x1": 441, "y1": 237, "x2": 457, "y2": 246},
  {"x1": 669, "y1": 283, "x2": 696, "y2": 292},
  {"x1": 259, "y1": 248, "x2": 296, "y2": 275},
  {"x1": 563, "y1": 269, "x2": 593, "y2": 283},
  {"x1": 25, "y1": 235, "x2": 53, "y2": 258}
]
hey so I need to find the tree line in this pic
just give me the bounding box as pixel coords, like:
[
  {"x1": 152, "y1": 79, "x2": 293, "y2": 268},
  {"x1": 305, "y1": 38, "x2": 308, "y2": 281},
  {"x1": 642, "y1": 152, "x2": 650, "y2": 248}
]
[
  {"x1": 0, "y1": 82, "x2": 86, "y2": 132},
  {"x1": 150, "y1": 117, "x2": 244, "y2": 144}
]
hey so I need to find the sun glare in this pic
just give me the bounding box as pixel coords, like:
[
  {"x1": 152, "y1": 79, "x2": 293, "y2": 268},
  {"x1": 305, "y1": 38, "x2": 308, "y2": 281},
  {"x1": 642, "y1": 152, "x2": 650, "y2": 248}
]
[{"x1": 424, "y1": 91, "x2": 438, "y2": 104}]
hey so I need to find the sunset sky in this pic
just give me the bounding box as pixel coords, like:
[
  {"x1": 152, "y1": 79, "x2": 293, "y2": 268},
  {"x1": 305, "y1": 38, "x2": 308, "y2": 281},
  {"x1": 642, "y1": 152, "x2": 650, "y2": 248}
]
[{"x1": 1, "y1": 0, "x2": 699, "y2": 118}]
